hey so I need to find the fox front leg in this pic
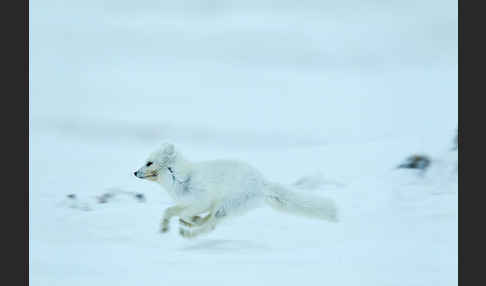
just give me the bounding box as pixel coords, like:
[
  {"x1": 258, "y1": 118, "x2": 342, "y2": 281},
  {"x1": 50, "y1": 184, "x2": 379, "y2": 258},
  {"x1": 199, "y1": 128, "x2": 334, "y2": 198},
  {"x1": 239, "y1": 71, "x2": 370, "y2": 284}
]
[{"x1": 160, "y1": 205, "x2": 186, "y2": 233}]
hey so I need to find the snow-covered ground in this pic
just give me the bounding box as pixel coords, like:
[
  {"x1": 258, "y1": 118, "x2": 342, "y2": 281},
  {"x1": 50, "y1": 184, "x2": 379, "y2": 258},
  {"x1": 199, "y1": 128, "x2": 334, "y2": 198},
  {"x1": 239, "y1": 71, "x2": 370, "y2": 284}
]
[{"x1": 29, "y1": 1, "x2": 457, "y2": 285}]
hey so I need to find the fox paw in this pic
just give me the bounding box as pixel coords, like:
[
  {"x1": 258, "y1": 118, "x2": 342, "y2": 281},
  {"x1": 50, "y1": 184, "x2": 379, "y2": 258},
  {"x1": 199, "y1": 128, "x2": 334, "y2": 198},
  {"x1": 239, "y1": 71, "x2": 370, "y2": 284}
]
[
  {"x1": 191, "y1": 215, "x2": 203, "y2": 224},
  {"x1": 179, "y1": 228, "x2": 195, "y2": 239},
  {"x1": 160, "y1": 222, "x2": 169, "y2": 233},
  {"x1": 160, "y1": 217, "x2": 171, "y2": 233},
  {"x1": 179, "y1": 218, "x2": 193, "y2": 227}
]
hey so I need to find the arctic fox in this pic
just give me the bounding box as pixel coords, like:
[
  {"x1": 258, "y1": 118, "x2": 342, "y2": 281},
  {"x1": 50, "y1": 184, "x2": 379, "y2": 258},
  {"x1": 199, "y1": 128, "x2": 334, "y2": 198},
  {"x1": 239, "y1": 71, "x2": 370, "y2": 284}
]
[{"x1": 134, "y1": 142, "x2": 338, "y2": 238}]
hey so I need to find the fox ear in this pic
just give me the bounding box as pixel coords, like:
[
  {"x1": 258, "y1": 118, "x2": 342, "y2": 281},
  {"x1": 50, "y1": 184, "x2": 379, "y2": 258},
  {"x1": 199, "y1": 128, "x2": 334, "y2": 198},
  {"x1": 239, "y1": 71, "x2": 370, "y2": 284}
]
[{"x1": 162, "y1": 143, "x2": 175, "y2": 155}]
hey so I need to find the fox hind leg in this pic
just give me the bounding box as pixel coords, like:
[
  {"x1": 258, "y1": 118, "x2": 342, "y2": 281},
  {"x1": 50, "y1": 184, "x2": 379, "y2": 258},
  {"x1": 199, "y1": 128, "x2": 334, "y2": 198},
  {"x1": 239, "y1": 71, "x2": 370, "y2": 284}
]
[
  {"x1": 179, "y1": 213, "x2": 212, "y2": 227},
  {"x1": 179, "y1": 207, "x2": 227, "y2": 239},
  {"x1": 177, "y1": 202, "x2": 216, "y2": 230},
  {"x1": 178, "y1": 194, "x2": 258, "y2": 238},
  {"x1": 179, "y1": 217, "x2": 218, "y2": 239}
]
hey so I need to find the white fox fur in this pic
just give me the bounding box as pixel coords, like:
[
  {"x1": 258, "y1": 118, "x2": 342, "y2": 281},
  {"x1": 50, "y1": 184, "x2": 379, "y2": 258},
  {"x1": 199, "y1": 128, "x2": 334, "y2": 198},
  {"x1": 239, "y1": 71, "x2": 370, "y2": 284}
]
[{"x1": 134, "y1": 142, "x2": 338, "y2": 238}]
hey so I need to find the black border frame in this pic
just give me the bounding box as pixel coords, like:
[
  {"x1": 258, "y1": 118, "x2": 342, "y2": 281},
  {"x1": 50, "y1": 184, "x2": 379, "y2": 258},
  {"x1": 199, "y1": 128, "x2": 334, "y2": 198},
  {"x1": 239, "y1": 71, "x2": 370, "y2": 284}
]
[{"x1": 4, "y1": 0, "x2": 28, "y2": 285}]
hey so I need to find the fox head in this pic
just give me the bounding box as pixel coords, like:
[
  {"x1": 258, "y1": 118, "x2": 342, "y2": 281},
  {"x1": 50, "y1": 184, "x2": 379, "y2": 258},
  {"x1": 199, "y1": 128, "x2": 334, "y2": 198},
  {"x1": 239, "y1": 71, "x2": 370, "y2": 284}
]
[{"x1": 134, "y1": 142, "x2": 177, "y2": 182}]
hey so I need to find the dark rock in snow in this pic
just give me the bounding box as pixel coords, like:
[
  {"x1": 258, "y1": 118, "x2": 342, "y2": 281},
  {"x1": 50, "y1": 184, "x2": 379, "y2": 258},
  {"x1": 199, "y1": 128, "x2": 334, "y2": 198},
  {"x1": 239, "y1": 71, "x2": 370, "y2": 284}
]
[
  {"x1": 397, "y1": 154, "x2": 431, "y2": 171},
  {"x1": 134, "y1": 193, "x2": 146, "y2": 202}
]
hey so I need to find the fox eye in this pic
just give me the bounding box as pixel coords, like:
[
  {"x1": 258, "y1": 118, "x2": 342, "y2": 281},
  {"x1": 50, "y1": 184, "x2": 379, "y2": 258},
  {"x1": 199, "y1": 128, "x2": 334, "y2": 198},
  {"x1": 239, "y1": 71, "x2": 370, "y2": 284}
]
[{"x1": 146, "y1": 161, "x2": 153, "y2": 167}]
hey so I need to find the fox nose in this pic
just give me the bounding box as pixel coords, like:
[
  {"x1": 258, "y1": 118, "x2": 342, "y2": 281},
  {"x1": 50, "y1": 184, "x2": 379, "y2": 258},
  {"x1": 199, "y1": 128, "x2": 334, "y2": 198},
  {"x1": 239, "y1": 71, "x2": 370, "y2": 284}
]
[{"x1": 134, "y1": 171, "x2": 138, "y2": 177}]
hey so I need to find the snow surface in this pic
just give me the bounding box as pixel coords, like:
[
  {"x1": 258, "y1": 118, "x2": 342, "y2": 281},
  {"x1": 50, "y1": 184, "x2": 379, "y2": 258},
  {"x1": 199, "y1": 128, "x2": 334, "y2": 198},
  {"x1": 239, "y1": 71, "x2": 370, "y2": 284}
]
[{"x1": 30, "y1": 0, "x2": 457, "y2": 285}]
